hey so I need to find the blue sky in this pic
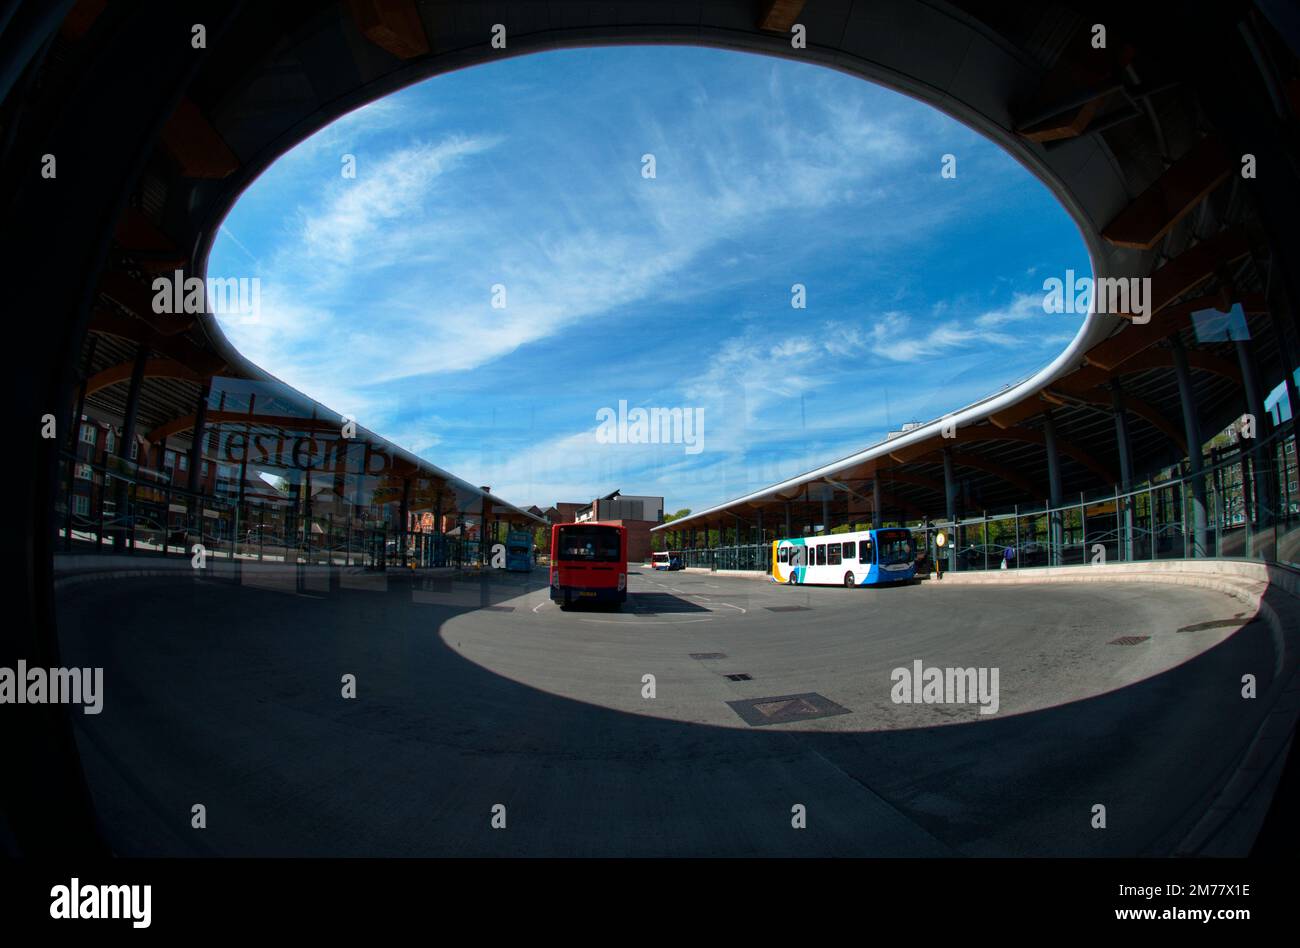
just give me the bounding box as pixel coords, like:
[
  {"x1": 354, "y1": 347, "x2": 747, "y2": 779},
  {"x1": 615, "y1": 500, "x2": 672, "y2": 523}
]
[{"x1": 209, "y1": 45, "x2": 1090, "y2": 513}]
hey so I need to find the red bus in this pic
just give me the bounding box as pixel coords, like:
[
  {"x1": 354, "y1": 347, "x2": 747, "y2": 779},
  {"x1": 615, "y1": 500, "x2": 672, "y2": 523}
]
[{"x1": 550, "y1": 521, "x2": 627, "y2": 608}]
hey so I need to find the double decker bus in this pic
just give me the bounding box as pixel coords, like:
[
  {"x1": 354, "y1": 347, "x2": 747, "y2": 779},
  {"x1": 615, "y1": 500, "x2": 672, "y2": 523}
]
[
  {"x1": 550, "y1": 521, "x2": 627, "y2": 608},
  {"x1": 771, "y1": 527, "x2": 917, "y2": 587},
  {"x1": 505, "y1": 529, "x2": 533, "y2": 572}
]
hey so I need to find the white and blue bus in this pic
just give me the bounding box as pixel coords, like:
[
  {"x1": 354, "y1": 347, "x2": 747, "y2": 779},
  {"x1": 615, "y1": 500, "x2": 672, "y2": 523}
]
[{"x1": 771, "y1": 528, "x2": 917, "y2": 587}]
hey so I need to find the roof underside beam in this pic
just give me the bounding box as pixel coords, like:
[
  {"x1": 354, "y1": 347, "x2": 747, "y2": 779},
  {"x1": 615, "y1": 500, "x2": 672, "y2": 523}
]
[
  {"x1": 1101, "y1": 135, "x2": 1230, "y2": 250},
  {"x1": 348, "y1": 0, "x2": 430, "y2": 59}
]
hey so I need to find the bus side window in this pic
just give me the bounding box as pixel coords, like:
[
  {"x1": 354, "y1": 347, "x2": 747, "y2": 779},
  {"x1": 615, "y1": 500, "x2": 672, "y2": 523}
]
[
  {"x1": 828, "y1": 544, "x2": 841, "y2": 566},
  {"x1": 859, "y1": 540, "x2": 872, "y2": 563},
  {"x1": 778, "y1": 547, "x2": 788, "y2": 564},
  {"x1": 816, "y1": 544, "x2": 826, "y2": 566},
  {"x1": 842, "y1": 542, "x2": 854, "y2": 559}
]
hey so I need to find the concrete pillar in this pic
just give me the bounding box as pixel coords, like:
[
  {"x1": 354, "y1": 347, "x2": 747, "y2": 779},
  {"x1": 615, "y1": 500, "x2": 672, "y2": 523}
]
[
  {"x1": 872, "y1": 477, "x2": 882, "y2": 529},
  {"x1": 821, "y1": 497, "x2": 830, "y2": 535},
  {"x1": 784, "y1": 502, "x2": 792, "y2": 538},
  {"x1": 1171, "y1": 337, "x2": 1209, "y2": 556},
  {"x1": 1110, "y1": 380, "x2": 1135, "y2": 561},
  {"x1": 1042, "y1": 409, "x2": 1064, "y2": 565},
  {"x1": 756, "y1": 509, "x2": 764, "y2": 547}
]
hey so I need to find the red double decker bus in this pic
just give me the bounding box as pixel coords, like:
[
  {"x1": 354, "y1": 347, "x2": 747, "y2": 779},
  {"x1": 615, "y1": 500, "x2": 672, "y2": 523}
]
[{"x1": 549, "y1": 521, "x2": 627, "y2": 608}]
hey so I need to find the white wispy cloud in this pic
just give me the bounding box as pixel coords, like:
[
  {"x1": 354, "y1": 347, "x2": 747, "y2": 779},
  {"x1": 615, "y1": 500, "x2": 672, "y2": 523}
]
[{"x1": 209, "y1": 47, "x2": 1088, "y2": 513}]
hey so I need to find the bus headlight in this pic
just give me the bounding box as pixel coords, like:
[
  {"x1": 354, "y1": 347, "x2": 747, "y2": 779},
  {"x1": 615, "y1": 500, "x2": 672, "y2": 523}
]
[{"x1": 617, "y1": 573, "x2": 626, "y2": 591}]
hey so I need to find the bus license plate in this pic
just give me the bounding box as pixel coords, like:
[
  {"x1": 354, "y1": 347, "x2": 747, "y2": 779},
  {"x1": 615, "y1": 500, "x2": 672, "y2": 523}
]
[{"x1": 579, "y1": 591, "x2": 597, "y2": 597}]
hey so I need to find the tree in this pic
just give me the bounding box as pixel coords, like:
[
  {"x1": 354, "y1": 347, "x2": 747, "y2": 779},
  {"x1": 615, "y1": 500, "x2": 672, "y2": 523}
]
[{"x1": 653, "y1": 508, "x2": 691, "y2": 550}]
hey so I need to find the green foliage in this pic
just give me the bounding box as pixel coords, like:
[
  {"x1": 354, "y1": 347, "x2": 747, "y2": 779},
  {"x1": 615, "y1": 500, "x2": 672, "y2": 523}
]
[{"x1": 652, "y1": 508, "x2": 691, "y2": 550}]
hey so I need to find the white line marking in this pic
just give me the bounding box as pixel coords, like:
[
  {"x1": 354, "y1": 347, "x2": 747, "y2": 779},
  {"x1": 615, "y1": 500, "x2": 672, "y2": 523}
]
[{"x1": 712, "y1": 602, "x2": 747, "y2": 613}]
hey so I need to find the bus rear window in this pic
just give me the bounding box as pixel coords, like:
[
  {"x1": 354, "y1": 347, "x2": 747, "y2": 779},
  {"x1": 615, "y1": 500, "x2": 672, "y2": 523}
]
[{"x1": 556, "y1": 527, "x2": 621, "y2": 562}]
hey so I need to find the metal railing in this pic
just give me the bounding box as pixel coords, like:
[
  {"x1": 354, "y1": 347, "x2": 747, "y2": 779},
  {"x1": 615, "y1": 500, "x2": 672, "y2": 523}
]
[
  {"x1": 52, "y1": 449, "x2": 472, "y2": 570},
  {"x1": 659, "y1": 418, "x2": 1300, "y2": 576}
]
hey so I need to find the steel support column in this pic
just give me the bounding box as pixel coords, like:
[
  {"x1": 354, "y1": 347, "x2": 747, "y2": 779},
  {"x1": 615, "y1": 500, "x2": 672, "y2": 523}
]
[
  {"x1": 399, "y1": 476, "x2": 411, "y2": 568},
  {"x1": 1110, "y1": 380, "x2": 1135, "y2": 561},
  {"x1": 1042, "y1": 409, "x2": 1064, "y2": 565},
  {"x1": 942, "y1": 447, "x2": 957, "y2": 572},
  {"x1": 1236, "y1": 336, "x2": 1273, "y2": 529},
  {"x1": 1171, "y1": 337, "x2": 1209, "y2": 556},
  {"x1": 112, "y1": 344, "x2": 150, "y2": 551},
  {"x1": 64, "y1": 335, "x2": 98, "y2": 551},
  {"x1": 872, "y1": 477, "x2": 882, "y2": 529},
  {"x1": 433, "y1": 490, "x2": 444, "y2": 566}
]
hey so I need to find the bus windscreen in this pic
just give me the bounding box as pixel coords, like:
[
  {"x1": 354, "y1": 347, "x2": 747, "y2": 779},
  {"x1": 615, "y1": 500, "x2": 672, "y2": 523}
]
[{"x1": 877, "y1": 530, "x2": 914, "y2": 566}]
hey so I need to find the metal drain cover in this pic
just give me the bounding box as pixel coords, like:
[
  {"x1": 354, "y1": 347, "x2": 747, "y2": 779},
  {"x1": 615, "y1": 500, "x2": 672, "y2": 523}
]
[
  {"x1": 690, "y1": 652, "x2": 726, "y2": 660},
  {"x1": 726, "y1": 692, "x2": 850, "y2": 726},
  {"x1": 1108, "y1": 635, "x2": 1150, "y2": 646},
  {"x1": 725, "y1": 673, "x2": 752, "y2": 681},
  {"x1": 765, "y1": 605, "x2": 811, "y2": 613}
]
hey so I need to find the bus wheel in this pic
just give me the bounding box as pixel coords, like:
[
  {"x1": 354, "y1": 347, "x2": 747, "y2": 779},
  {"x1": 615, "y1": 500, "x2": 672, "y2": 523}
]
[
  {"x1": 789, "y1": 571, "x2": 798, "y2": 585},
  {"x1": 843, "y1": 572, "x2": 855, "y2": 587}
]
